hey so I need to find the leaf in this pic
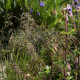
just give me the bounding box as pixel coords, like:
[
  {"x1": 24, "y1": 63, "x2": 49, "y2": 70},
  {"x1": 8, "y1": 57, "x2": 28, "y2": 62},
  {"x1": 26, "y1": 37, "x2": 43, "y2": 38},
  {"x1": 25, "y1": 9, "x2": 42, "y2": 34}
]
[
  {"x1": 49, "y1": 47, "x2": 55, "y2": 53},
  {"x1": 66, "y1": 76, "x2": 73, "y2": 80},
  {"x1": 45, "y1": 70, "x2": 50, "y2": 74},
  {"x1": 0, "y1": 7, "x2": 3, "y2": 12}
]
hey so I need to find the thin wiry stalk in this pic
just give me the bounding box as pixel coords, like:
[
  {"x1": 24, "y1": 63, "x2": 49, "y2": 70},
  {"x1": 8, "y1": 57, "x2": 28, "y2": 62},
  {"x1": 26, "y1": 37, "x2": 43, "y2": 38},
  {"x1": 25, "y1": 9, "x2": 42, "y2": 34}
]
[
  {"x1": 69, "y1": 11, "x2": 79, "y2": 80},
  {"x1": 67, "y1": 10, "x2": 77, "y2": 32},
  {"x1": 77, "y1": 12, "x2": 80, "y2": 80},
  {"x1": 49, "y1": 61, "x2": 53, "y2": 80},
  {"x1": 71, "y1": 16, "x2": 77, "y2": 32},
  {"x1": 71, "y1": 16, "x2": 79, "y2": 80},
  {"x1": 71, "y1": 14, "x2": 78, "y2": 80},
  {"x1": 77, "y1": 55, "x2": 79, "y2": 80},
  {"x1": 64, "y1": 13, "x2": 68, "y2": 80}
]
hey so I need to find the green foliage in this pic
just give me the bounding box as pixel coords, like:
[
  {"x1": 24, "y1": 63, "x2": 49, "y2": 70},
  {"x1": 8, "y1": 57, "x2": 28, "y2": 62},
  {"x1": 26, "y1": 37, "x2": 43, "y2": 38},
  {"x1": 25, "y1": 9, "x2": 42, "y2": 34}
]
[
  {"x1": 6, "y1": 63, "x2": 23, "y2": 80},
  {"x1": 0, "y1": 0, "x2": 65, "y2": 29},
  {"x1": 0, "y1": 0, "x2": 80, "y2": 80},
  {"x1": 66, "y1": 76, "x2": 73, "y2": 80}
]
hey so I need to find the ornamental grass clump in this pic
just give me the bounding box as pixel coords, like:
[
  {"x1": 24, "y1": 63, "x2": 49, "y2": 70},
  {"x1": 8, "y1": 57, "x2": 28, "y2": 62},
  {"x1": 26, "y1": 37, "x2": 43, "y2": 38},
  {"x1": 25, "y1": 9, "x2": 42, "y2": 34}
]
[{"x1": 1, "y1": 0, "x2": 80, "y2": 80}]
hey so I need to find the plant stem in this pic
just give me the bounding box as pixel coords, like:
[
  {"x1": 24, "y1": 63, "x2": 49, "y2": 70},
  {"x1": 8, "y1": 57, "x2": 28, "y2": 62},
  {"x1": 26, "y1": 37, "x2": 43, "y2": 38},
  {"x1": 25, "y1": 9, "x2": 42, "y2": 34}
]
[
  {"x1": 65, "y1": 14, "x2": 68, "y2": 62},
  {"x1": 49, "y1": 62, "x2": 53, "y2": 80},
  {"x1": 64, "y1": 13, "x2": 68, "y2": 80},
  {"x1": 70, "y1": 12, "x2": 79, "y2": 80},
  {"x1": 77, "y1": 12, "x2": 80, "y2": 80},
  {"x1": 77, "y1": 55, "x2": 79, "y2": 80},
  {"x1": 67, "y1": 11, "x2": 77, "y2": 32},
  {"x1": 71, "y1": 15, "x2": 77, "y2": 33},
  {"x1": 49, "y1": 53, "x2": 54, "y2": 80}
]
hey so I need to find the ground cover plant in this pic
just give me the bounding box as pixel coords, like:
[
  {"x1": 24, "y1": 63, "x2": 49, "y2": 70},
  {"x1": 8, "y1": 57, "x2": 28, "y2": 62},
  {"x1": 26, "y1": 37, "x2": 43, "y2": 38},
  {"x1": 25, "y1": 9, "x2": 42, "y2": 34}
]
[{"x1": 0, "y1": 0, "x2": 80, "y2": 80}]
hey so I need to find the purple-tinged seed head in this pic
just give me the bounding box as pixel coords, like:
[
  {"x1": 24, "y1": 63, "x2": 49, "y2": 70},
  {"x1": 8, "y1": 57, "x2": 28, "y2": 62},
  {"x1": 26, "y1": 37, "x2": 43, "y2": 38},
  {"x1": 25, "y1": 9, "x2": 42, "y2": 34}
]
[
  {"x1": 30, "y1": 7, "x2": 33, "y2": 13},
  {"x1": 67, "y1": 4, "x2": 72, "y2": 16},
  {"x1": 74, "y1": 0, "x2": 78, "y2": 6},
  {"x1": 39, "y1": 2, "x2": 45, "y2": 7},
  {"x1": 1, "y1": 12, "x2": 4, "y2": 16},
  {"x1": 74, "y1": 0, "x2": 78, "y2": 2},
  {"x1": 28, "y1": 0, "x2": 30, "y2": 3},
  {"x1": 37, "y1": 12, "x2": 40, "y2": 16},
  {"x1": 39, "y1": 0, "x2": 40, "y2": 2},
  {"x1": 77, "y1": 3, "x2": 80, "y2": 7},
  {"x1": 76, "y1": 4, "x2": 80, "y2": 11}
]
